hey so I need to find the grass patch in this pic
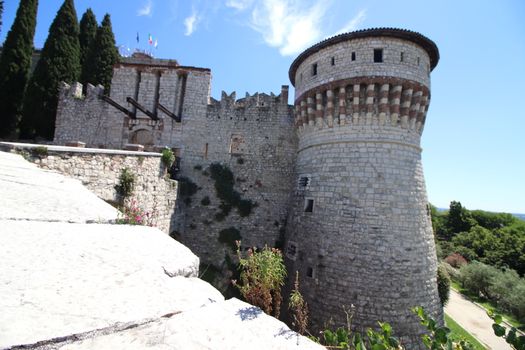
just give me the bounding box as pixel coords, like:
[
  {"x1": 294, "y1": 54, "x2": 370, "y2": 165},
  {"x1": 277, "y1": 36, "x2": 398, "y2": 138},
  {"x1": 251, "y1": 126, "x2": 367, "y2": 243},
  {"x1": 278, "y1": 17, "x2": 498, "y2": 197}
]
[{"x1": 445, "y1": 313, "x2": 487, "y2": 350}]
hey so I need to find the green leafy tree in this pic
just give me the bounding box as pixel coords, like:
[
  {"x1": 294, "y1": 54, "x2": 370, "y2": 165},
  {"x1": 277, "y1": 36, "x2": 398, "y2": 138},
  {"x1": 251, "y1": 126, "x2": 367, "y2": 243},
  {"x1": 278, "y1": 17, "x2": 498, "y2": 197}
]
[
  {"x1": 81, "y1": 13, "x2": 118, "y2": 92},
  {"x1": 78, "y1": 8, "x2": 96, "y2": 70},
  {"x1": 20, "y1": 0, "x2": 80, "y2": 139},
  {"x1": 0, "y1": 0, "x2": 38, "y2": 138},
  {"x1": 445, "y1": 201, "x2": 475, "y2": 239}
]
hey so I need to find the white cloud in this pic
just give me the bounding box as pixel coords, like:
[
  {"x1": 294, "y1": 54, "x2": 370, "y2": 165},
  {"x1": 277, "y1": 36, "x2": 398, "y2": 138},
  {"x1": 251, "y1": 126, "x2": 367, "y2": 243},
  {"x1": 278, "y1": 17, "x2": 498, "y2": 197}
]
[
  {"x1": 184, "y1": 9, "x2": 201, "y2": 36},
  {"x1": 225, "y1": 0, "x2": 253, "y2": 11},
  {"x1": 332, "y1": 9, "x2": 367, "y2": 37},
  {"x1": 249, "y1": 0, "x2": 332, "y2": 56},
  {"x1": 137, "y1": 0, "x2": 153, "y2": 17}
]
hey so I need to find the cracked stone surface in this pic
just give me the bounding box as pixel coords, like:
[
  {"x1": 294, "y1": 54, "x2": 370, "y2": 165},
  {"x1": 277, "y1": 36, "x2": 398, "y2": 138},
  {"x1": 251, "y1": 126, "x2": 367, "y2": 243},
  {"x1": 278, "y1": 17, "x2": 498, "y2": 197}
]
[
  {"x1": 0, "y1": 220, "x2": 219, "y2": 348},
  {"x1": 54, "y1": 298, "x2": 321, "y2": 350},
  {"x1": 0, "y1": 151, "x2": 118, "y2": 223},
  {"x1": 0, "y1": 150, "x2": 323, "y2": 349}
]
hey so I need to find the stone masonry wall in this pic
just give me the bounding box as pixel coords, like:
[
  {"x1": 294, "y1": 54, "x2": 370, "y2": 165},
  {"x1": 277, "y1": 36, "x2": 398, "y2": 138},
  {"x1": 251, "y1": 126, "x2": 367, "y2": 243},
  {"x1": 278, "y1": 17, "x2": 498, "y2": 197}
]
[
  {"x1": 54, "y1": 82, "x2": 110, "y2": 147},
  {"x1": 22, "y1": 146, "x2": 177, "y2": 234},
  {"x1": 174, "y1": 88, "x2": 297, "y2": 271},
  {"x1": 285, "y1": 31, "x2": 440, "y2": 350},
  {"x1": 293, "y1": 37, "x2": 431, "y2": 98}
]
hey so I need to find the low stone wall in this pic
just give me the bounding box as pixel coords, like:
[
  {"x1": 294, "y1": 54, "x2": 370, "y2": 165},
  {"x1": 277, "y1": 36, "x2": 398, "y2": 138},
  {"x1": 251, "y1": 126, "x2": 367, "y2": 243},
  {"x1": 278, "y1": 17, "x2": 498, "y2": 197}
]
[{"x1": 0, "y1": 143, "x2": 177, "y2": 233}]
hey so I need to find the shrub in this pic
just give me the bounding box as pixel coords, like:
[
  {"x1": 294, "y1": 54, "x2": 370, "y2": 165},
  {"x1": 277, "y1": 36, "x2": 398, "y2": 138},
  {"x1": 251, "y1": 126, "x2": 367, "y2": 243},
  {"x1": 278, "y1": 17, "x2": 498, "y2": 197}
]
[
  {"x1": 237, "y1": 198, "x2": 255, "y2": 217},
  {"x1": 441, "y1": 262, "x2": 461, "y2": 281},
  {"x1": 115, "y1": 199, "x2": 153, "y2": 226},
  {"x1": 179, "y1": 177, "x2": 198, "y2": 197},
  {"x1": 32, "y1": 146, "x2": 48, "y2": 157},
  {"x1": 437, "y1": 262, "x2": 451, "y2": 306},
  {"x1": 209, "y1": 162, "x2": 256, "y2": 220},
  {"x1": 218, "y1": 227, "x2": 242, "y2": 251},
  {"x1": 289, "y1": 271, "x2": 308, "y2": 335},
  {"x1": 114, "y1": 167, "x2": 135, "y2": 199},
  {"x1": 161, "y1": 147, "x2": 175, "y2": 168},
  {"x1": 234, "y1": 243, "x2": 286, "y2": 318},
  {"x1": 459, "y1": 261, "x2": 498, "y2": 298},
  {"x1": 445, "y1": 253, "x2": 468, "y2": 268}
]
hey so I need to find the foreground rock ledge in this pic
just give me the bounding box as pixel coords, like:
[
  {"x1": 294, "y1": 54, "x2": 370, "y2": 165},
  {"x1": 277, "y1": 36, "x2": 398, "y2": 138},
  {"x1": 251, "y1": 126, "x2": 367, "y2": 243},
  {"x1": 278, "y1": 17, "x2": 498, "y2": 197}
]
[{"x1": 0, "y1": 151, "x2": 321, "y2": 349}]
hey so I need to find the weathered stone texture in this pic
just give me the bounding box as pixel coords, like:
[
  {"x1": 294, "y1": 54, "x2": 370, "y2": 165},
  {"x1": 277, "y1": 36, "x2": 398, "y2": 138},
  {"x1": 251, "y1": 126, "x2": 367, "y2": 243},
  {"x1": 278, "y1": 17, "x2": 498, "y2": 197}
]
[
  {"x1": 293, "y1": 37, "x2": 432, "y2": 98},
  {"x1": 285, "y1": 30, "x2": 441, "y2": 349},
  {"x1": 51, "y1": 29, "x2": 441, "y2": 347},
  {"x1": 175, "y1": 89, "x2": 297, "y2": 267},
  {"x1": 10, "y1": 145, "x2": 179, "y2": 233}
]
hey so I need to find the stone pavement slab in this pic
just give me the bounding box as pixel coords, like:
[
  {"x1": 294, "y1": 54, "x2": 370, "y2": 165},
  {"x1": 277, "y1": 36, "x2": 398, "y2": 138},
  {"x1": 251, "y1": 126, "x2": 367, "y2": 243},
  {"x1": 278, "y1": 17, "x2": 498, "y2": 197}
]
[
  {"x1": 0, "y1": 149, "x2": 323, "y2": 350},
  {"x1": 56, "y1": 298, "x2": 322, "y2": 350},
  {"x1": 0, "y1": 220, "x2": 219, "y2": 348}
]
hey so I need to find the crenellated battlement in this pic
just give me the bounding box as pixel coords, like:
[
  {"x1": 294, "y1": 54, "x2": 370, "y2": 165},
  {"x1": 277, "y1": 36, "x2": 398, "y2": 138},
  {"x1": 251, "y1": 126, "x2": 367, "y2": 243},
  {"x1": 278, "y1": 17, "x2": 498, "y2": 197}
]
[
  {"x1": 206, "y1": 85, "x2": 291, "y2": 123},
  {"x1": 59, "y1": 81, "x2": 105, "y2": 101},
  {"x1": 294, "y1": 77, "x2": 430, "y2": 134}
]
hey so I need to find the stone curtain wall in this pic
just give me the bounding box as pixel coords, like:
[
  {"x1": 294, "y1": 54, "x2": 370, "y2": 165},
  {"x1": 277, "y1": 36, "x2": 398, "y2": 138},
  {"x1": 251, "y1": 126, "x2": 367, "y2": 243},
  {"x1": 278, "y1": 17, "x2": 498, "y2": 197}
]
[
  {"x1": 54, "y1": 82, "x2": 110, "y2": 147},
  {"x1": 29, "y1": 147, "x2": 177, "y2": 233},
  {"x1": 174, "y1": 88, "x2": 297, "y2": 267}
]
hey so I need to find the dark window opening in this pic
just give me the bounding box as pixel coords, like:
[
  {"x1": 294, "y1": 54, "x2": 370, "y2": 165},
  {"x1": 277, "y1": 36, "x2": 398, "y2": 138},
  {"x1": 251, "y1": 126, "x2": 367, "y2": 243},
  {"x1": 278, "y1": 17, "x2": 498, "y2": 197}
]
[
  {"x1": 204, "y1": 143, "x2": 208, "y2": 159},
  {"x1": 312, "y1": 63, "x2": 318, "y2": 76},
  {"x1": 400, "y1": 52, "x2": 404, "y2": 62},
  {"x1": 306, "y1": 267, "x2": 313, "y2": 278},
  {"x1": 304, "y1": 199, "x2": 314, "y2": 212},
  {"x1": 331, "y1": 57, "x2": 335, "y2": 66},
  {"x1": 287, "y1": 244, "x2": 297, "y2": 258},
  {"x1": 374, "y1": 49, "x2": 383, "y2": 63},
  {"x1": 351, "y1": 52, "x2": 356, "y2": 61},
  {"x1": 299, "y1": 176, "x2": 309, "y2": 187},
  {"x1": 417, "y1": 57, "x2": 420, "y2": 66}
]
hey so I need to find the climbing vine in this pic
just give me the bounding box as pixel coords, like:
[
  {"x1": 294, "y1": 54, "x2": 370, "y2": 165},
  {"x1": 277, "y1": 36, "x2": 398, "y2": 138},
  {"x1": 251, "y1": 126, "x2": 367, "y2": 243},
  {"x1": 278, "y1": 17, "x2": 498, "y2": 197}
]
[{"x1": 209, "y1": 163, "x2": 256, "y2": 220}]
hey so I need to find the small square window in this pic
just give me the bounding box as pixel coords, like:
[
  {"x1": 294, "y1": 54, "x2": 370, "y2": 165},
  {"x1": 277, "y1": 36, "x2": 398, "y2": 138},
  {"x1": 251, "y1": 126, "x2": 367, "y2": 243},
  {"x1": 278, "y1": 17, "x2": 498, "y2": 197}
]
[
  {"x1": 351, "y1": 52, "x2": 356, "y2": 61},
  {"x1": 286, "y1": 241, "x2": 298, "y2": 260},
  {"x1": 298, "y1": 176, "x2": 309, "y2": 187},
  {"x1": 331, "y1": 57, "x2": 335, "y2": 66},
  {"x1": 304, "y1": 198, "x2": 314, "y2": 212},
  {"x1": 306, "y1": 267, "x2": 314, "y2": 278},
  {"x1": 374, "y1": 49, "x2": 383, "y2": 63},
  {"x1": 312, "y1": 63, "x2": 318, "y2": 76}
]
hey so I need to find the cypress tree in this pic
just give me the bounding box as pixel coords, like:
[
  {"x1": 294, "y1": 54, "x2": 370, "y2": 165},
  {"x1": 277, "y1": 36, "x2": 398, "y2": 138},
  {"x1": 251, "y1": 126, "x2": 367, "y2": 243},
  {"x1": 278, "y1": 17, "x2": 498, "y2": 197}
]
[
  {"x1": 0, "y1": 0, "x2": 38, "y2": 139},
  {"x1": 20, "y1": 0, "x2": 80, "y2": 140},
  {"x1": 78, "y1": 8, "x2": 96, "y2": 71},
  {"x1": 81, "y1": 13, "x2": 118, "y2": 93},
  {"x1": 0, "y1": 1, "x2": 4, "y2": 35}
]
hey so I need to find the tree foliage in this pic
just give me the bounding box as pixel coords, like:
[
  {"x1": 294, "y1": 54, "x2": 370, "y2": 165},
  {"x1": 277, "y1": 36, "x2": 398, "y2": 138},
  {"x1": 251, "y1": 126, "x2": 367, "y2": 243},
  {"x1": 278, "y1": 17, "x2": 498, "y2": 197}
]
[
  {"x1": 20, "y1": 0, "x2": 80, "y2": 140},
  {"x1": 0, "y1": 0, "x2": 38, "y2": 138},
  {"x1": 433, "y1": 201, "x2": 525, "y2": 276},
  {"x1": 78, "y1": 8, "x2": 96, "y2": 70},
  {"x1": 81, "y1": 13, "x2": 118, "y2": 92},
  {"x1": 437, "y1": 263, "x2": 451, "y2": 306},
  {"x1": 0, "y1": 0, "x2": 4, "y2": 35}
]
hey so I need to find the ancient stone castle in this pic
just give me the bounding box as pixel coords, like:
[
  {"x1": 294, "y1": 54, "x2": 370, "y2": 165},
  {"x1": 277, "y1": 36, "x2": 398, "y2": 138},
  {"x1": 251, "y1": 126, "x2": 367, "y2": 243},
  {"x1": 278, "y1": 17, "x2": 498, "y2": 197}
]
[{"x1": 54, "y1": 28, "x2": 441, "y2": 348}]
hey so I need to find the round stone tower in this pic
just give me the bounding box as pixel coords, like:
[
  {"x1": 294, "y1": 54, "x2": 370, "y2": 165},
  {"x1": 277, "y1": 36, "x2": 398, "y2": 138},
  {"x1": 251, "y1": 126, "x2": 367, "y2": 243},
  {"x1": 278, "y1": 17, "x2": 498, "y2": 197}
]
[{"x1": 285, "y1": 28, "x2": 440, "y2": 348}]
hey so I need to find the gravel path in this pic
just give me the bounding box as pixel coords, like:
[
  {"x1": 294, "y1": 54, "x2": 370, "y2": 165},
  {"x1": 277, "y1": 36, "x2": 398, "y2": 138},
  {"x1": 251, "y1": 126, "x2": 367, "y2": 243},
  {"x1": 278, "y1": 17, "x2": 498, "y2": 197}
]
[{"x1": 445, "y1": 289, "x2": 511, "y2": 350}]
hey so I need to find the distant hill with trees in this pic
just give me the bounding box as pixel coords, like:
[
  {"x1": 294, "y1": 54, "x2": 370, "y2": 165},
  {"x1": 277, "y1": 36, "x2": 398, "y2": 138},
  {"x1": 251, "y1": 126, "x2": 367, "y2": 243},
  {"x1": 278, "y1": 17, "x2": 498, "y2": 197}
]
[{"x1": 432, "y1": 201, "x2": 525, "y2": 276}]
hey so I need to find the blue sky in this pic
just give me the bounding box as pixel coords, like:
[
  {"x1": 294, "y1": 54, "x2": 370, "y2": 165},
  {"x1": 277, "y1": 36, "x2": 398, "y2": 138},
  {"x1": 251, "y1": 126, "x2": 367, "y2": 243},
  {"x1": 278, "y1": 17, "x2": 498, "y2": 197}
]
[{"x1": 1, "y1": 0, "x2": 524, "y2": 213}]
